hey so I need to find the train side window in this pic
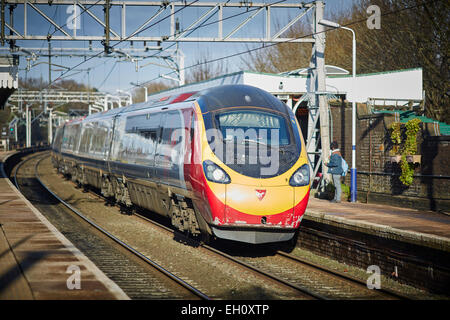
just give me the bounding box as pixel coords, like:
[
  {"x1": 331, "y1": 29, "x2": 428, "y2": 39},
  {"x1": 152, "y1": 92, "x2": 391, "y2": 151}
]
[
  {"x1": 96, "y1": 127, "x2": 107, "y2": 156},
  {"x1": 140, "y1": 130, "x2": 157, "y2": 142},
  {"x1": 71, "y1": 124, "x2": 81, "y2": 152},
  {"x1": 103, "y1": 120, "x2": 113, "y2": 158},
  {"x1": 61, "y1": 130, "x2": 68, "y2": 150},
  {"x1": 99, "y1": 120, "x2": 111, "y2": 158},
  {"x1": 63, "y1": 124, "x2": 80, "y2": 152},
  {"x1": 111, "y1": 116, "x2": 125, "y2": 162},
  {"x1": 53, "y1": 128, "x2": 64, "y2": 151},
  {"x1": 121, "y1": 111, "x2": 162, "y2": 164},
  {"x1": 155, "y1": 112, "x2": 168, "y2": 153},
  {"x1": 89, "y1": 122, "x2": 102, "y2": 155},
  {"x1": 79, "y1": 123, "x2": 93, "y2": 154},
  {"x1": 156, "y1": 111, "x2": 184, "y2": 167},
  {"x1": 65, "y1": 126, "x2": 72, "y2": 151}
]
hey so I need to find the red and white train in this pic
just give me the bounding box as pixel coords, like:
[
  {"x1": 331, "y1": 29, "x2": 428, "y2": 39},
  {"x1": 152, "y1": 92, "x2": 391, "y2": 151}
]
[{"x1": 52, "y1": 84, "x2": 310, "y2": 244}]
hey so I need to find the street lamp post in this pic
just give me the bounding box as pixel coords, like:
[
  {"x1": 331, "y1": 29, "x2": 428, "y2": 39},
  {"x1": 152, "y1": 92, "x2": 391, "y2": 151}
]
[{"x1": 319, "y1": 19, "x2": 357, "y2": 202}]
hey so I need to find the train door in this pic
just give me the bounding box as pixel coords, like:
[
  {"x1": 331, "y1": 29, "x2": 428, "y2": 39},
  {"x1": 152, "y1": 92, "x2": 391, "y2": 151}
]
[
  {"x1": 154, "y1": 112, "x2": 167, "y2": 184},
  {"x1": 154, "y1": 110, "x2": 186, "y2": 188}
]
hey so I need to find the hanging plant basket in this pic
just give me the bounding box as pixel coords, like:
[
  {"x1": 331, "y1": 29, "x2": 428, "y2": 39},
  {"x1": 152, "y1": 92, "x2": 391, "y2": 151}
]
[{"x1": 406, "y1": 155, "x2": 421, "y2": 164}]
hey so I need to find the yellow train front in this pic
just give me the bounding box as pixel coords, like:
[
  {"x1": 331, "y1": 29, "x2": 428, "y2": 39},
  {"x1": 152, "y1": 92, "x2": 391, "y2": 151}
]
[{"x1": 190, "y1": 85, "x2": 310, "y2": 244}]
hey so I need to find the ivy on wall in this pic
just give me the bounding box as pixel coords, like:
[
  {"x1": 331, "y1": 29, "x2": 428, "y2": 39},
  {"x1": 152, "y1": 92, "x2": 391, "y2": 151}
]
[{"x1": 389, "y1": 119, "x2": 422, "y2": 186}]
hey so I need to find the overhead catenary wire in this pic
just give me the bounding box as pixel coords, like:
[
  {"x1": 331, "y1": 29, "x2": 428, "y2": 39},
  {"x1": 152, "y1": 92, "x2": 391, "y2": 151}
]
[
  {"x1": 34, "y1": 0, "x2": 288, "y2": 91},
  {"x1": 137, "y1": 0, "x2": 287, "y2": 60},
  {"x1": 126, "y1": 0, "x2": 289, "y2": 89},
  {"x1": 97, "y1": 60, "x2": 118, "y2": 90},
  {"x1": 19, "y1": 0, "x2": 106, "y2": 87},
  {"x1": 135, "y1": 0, "x2": 444, "y2": 89},
  {"x1": 36, "y1": 0, "x2": 201, "y2": 91},
  {"x1": 47, "y1": 0, "x2": 297, "y2": 91},
  {"x1": 30, "y1": 0, "x2": 442, "y2": 94},
  {"x1": 134, "y1": 0, "x2": 234, "y2": 73}
]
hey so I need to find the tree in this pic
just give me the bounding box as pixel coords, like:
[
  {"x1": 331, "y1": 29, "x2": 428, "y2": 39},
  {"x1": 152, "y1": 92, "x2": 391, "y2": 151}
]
[
  {"x1": 243, "y1": 20, "x2": 312, "y2": 74},
  {"x1": 132, "y1": 81, "x2": 174, "y2": 103},
  {"x1": 19, "y1": 77, "x2": 97, "y2": 92},
  {"x1": 16, "y1": 77, "x2": 97, "y2": 114},
  {"x1": 351, "y1": 0, "x2": 449, "y2": 123},
  {"x1": 186, "y1": 51, "x2": 229, "y2": 84},
  {"x1": 243, "y1": 0, "x2": 450, "y2": 124}
]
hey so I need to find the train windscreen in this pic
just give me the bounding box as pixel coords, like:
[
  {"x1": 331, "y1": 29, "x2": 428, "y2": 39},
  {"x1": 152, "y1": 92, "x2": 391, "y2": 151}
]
[
  {"x1": 215, "y1": 110, "x2": 291, "y2": 146},
  {"x1": 207, "y1": 108, "x2": 300, "y2": 179}
]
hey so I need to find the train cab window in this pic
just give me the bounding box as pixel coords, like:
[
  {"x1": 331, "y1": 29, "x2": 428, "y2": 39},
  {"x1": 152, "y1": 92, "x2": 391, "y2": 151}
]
[{"x1": 215, "y1": 110, "x2": 291, "y2": 146}]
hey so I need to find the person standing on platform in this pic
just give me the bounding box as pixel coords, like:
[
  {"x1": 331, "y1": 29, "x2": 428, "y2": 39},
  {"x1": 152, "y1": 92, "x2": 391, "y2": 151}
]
[{"x1": 324, "y1": 141, "x2": 343, "y2": 203}]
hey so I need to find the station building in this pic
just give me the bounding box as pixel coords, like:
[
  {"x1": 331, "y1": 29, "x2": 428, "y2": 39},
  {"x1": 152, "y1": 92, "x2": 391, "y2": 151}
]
[
  {"x1": 148, "y1": 67, "x2": 423, "y2": 106},
  {"x1": 147, "y1": 67, "x2": 425, "y2": 139}
]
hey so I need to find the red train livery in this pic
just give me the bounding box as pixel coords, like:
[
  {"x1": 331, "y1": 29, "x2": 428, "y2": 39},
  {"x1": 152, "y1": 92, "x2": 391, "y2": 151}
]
[{"x1": 52, "y1": 85, "x2": 310, "y2": 244}]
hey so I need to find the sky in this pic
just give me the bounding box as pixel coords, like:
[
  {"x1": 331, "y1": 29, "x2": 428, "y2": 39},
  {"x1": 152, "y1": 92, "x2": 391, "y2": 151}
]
[{"x1": 3, "y1": 0, "x2": 354, "y2": 95}]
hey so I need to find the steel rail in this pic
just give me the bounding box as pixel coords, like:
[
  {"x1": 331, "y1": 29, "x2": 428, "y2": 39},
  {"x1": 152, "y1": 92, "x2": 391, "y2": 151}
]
[
  {"x1": 23, "y1": 153, "x2": 211, "y2": 301},
  {"x1": 275, "y1": 250, "x2": 411, "y2": 300},
  {"x1": 45, "y1": 172, "x2": 324, "y2": 300},
  {"x1": 135, "y1": 203, "x2": 413, "y2": 300},
  {"x1": 36, "y1": 152, "x2": 412, "y2": 300},
  {"x1": 132, "y1": 213, "x2": 326, "y2": 299},
  {"x1": 201, "y1": 242, "x2": 327, "y2": 300},
  {"x1": 12, "y1": 150, "x2": 43, "y2": 189}
]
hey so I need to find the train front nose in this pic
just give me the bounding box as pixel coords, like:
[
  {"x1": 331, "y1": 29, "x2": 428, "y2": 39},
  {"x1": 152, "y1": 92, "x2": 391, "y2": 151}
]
[
  {"x1": 208, "y1": 183, "x2": 302, "y2": 244},
  {"x1": 224, "y1": 184, "x2": 294, "y2": 225}
]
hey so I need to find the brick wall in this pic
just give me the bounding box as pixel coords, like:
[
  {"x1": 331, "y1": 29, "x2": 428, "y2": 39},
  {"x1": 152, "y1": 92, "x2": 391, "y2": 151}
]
[
  {"x1": 298, "y1": 219, "x2": 450, "y2": 294},
  {"x1": 330, "y1": 104, "x2": 450, "y2": 212}
]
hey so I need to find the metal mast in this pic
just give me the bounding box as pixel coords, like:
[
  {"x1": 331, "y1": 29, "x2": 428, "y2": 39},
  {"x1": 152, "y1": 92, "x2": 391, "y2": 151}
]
[{"x1": 307, "y1": 1, "x2": 331, "y2": 185}]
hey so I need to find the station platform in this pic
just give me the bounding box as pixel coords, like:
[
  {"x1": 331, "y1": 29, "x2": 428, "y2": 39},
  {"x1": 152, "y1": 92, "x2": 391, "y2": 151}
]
[
  {"x1": 2, "y1": 149, "x2": 448, "y2": 297},
  {"x1": 304, "y1": 197, "x2": 450, "y2": 252},
  {"x1": 0, "y1": 151, "x2": 129, "y2": 300}
]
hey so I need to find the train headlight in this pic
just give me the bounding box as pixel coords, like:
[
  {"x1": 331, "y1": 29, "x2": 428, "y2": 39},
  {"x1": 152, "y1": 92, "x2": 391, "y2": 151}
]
[
  {"x1": 203, "y1": 160, "x2": 231, "y2": 184},
  {"x1": 289, "y1": 164, "x2": 310, "y2": 187}
]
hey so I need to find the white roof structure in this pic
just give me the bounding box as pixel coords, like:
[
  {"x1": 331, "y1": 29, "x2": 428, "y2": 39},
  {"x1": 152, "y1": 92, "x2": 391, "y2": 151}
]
[
  {"x1": 280, "y1": 65, "x2": 350, "y2": 76},
  {"x1": 0, "y1": 55, "x2": 19, "y2": 89},
  {"x1": 148, "y1": 67, "x2": 423, "y2": 104}
]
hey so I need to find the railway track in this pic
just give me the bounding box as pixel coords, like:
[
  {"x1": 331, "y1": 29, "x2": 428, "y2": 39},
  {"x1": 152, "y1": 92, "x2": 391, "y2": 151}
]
[
  {"x1": 133, "y1": 211, "x2": 326, "y2": 299},
  {"x1": 34, "y1": 153, "x2": 317, "y2": 300},
  {"x1": 33, "y1": 151, "x2": 411, "y2": 300},
  {"x1": 12, "y1": 152, "x2": 209, "y2": 300},
  {"x1": 136, "y1": 210, "x2": 409, "y2": 300},
  {"x1": 233, "y1": 250, "x2": 406, "y2": 300}
]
